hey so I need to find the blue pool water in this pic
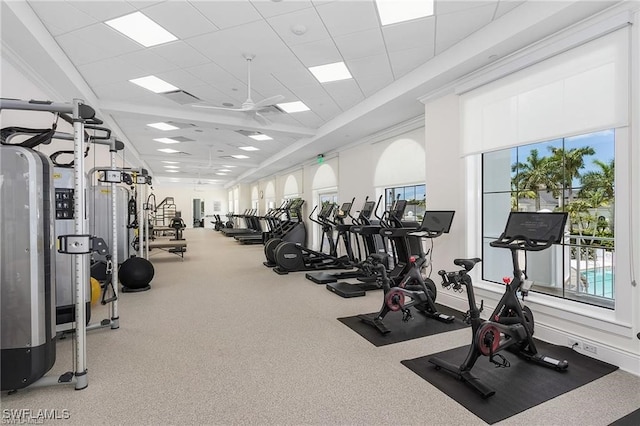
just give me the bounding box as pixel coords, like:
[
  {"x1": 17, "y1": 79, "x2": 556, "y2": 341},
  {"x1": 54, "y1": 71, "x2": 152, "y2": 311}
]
[{"x1": 581, "y1": 268, "x2": 614, "y2": 298}]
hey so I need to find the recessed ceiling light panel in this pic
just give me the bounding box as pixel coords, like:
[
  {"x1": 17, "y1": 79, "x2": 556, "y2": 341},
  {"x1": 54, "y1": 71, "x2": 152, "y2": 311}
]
[
  {"x1": 248, "y1": 134, "x2": 273, "y2": 141},
  {"x1": 309, "y1": 62, "x2": 352, "y2": 83},
  {"x1": 158, "y1": 148, "x2": 180, "y2": 154},
  {"x1": 147, "y1": 122, "x2": 179, "y2": 131},
  {"x1": 130, "y1": 75, "x2": 179, "y2": 93},
  {"x1": 277, "y1": 101, "x2": 310, "y2": 113},
  {"x1": 239, "y1": 146, "x2": 259, "y2": 151},
  {"x1": 105, "y1": 11, "x2": 177, "y2": 47},
  {"x1": 163, "y1": 165, "x2": 179, "y2": 169},
  {"x1": 162, "y1": 161, "x2": 179, "y2": 164},
  {"x1": 166, "y1": 170, "x2": 180, "y2": 173},
  {"x1": 231, "y1": 155, "x2": 249, "y2": 159},
  {"x1": 375, "y1": 0, "x2": 434, "y2": 26},
  {"x1": 154, "y1": 138, "x2": 180, "y2": 144}
]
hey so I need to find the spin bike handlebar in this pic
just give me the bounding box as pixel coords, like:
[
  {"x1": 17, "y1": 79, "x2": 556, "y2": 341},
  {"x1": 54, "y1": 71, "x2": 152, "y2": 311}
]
[{"x1": 490, "y1": 234, "x2": 555, "y2": 251}]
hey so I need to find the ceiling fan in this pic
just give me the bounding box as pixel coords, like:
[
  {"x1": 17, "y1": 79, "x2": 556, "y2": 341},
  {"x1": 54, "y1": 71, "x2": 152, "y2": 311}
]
[{"x1": 193, "y1": 54, "x2": 284, "y2": 126}]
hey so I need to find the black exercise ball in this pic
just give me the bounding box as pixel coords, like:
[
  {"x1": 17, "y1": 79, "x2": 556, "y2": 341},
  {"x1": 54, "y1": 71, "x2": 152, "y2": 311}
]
[{"x1": 119, "y1": 257, "x2": 154, "y2": 290}]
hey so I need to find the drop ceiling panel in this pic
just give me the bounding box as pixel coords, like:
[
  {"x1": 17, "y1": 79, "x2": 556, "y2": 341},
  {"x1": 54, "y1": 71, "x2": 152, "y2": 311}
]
[
  {"x1": 117, "y1": 49, "x2": 179, "y2": 75},
  {"x1": 322, "y1": 79, "x2": 364, "y2": 111},
  {"x1": 389, "y1": 46, "x2": 435, "y2": 79},
  {"x1": 286, "y1": 111, "x2": 325, "y2": 128},
  {"x1": 156, "y1": 69, "x2": 205, "y2": 93},
  {"x1": 381, "y1": 17, "x2": 436, "y2": 53},
  {"x1": 128, "y1": 1, "x2": 166, "y2": 10},
  {"x1": 250, "y1": 0, "x2": 313, "y2": 19},
  {"x1": 28, "y1": 2, "x2": 97, "y2": 36},
  {"x1": 435, "y1": 3, "x2": 497, "y2": 55},
  {"x1": 346, "y1": 54, "x2": 393, "y2": 80},
  {"x1": 186, "y1": 20, "x2": 288, "y2": 64},
  {"x1": 314, "y1": 0, "x2": 380, "y2": 37},
  {"x1": 333, "y1": 28, "x2": 386, "y2": 60},
  {"x1": 67, "y1": 1, "x2": 136, "y2": 21},
  {"x1": 290, "y1": 85, "x2": 343, "y2": 120},
  {"x1": 191, "y1": 1, "x2": 263, "y2": 29},
  {"x1": 150, "y1": 41, "x2": 211, "y2": 68},
  {"x1": 435, "y1": 0, "x2": 497, "y2": 16},
  {"x1": 185, "y1": 63, "x2": 247, "y2": 103},
  {"x1": 77, "y1": 57, "x2": 146, "y2": 86},
  {"x1": 56, "y1": 32, "x2": 116, "y2": 66},
  {"x1": 63, "y1": 23, "x2": 143, "y2": 59},
  {"x1": 143, "y1": 1, "x2": 219, "y2": 39},
  {"x1": 267, "y1": 7, "x2": 329, "y2": 47},
  {"x1": 92, "y1": 80, "x2": 160, "y2": 100},
  {"x1": 355, "y1": 74, "x2": 395, "y2": 97},
  {"x1": 290, "y1": 38, "x2": 342, "y2": 68},
  {"x1": 271, "y1": 65, "x2": 319, "y2": 90}
]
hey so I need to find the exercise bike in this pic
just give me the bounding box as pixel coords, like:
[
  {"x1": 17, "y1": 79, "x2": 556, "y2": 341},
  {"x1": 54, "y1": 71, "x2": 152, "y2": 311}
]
[
  {"x1": 429, "y1": 211, "x2": 569, "y2": 398},
  {"x1": 358, "y1": 211, "x2": 457, "y2": 334}
]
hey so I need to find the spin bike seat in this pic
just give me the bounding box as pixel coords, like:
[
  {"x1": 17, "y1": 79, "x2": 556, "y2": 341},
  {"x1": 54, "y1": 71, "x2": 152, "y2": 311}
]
[{"x1": 454, "y1": 257, "x2": 482, "y2": 271}]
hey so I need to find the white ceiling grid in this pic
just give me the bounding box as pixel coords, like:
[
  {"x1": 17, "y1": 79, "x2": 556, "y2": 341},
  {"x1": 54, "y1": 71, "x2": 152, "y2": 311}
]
[{"x1": 8, "y1": 0, "x2": 614, "y2": 186}]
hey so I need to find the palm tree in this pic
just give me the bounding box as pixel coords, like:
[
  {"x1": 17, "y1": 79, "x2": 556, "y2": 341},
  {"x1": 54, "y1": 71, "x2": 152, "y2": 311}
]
[
  {"x1": 580, "y1": 158, "x2": 615, "y2": 234},
  {"x1": 547, "y1": 146, "x2": 596, "y2": 201},
  {"x1": 511, "y1": 149, "x2": 556, "y2": 210}
]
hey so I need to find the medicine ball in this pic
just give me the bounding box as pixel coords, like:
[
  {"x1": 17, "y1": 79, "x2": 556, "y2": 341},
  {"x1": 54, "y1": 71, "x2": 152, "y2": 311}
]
[{"x1": 119, "y1": 257, "x2": 154, "y2": 292}]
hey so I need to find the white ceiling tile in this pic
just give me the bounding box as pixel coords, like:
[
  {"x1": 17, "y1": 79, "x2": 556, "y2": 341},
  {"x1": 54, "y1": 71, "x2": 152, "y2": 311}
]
[
  {"x1": 357, "y1": 74, "x2": 395, "y2": 97},
  {"x1": 150, "y1": 41, "x2": 210, "y2": 68},
  {"x1": 64, "y1": 23, "x2": 143, "y2": 59},
  {"x1": 286, "y1": 111, "x2": 325, "y2": 128},
  {"x1": 156, "y1": 69, "x2": 205, "y2": 92},
  {"x1": 187, "y1": 85, "x2": 234, "y2": 107},
  {"x1": 381, "y1": 16, "x2": 435, "y2": 52},
  {"x1": 333, "y1": 28, "x2": 386, "y2": 61},
  {"x1": 92, "y1": 80, "x2": 154, "y2": 100},
  {"x1": 143, "y1": 2, "x2": 219, "y2": 39},
  {"x1": 389, "y1": 46, "x2": 434, "y2": 79},
  {"x1": 185, "y1": 63, "x2": 247, "y2": 103},
  {"x1": 29, "y1": 1, "x2": 98, "y2": 36},
  {"x1": 494, "y1": 0, "x2": 525, "y2": 19},
  {"x1": 266, "y1": 7, "x2": 329, "y2": 47},
  {"x1": 186, "y1": 21, "x2": 289, "y2": 67},
  {"x1": 346, "y1": 54, "x2": 392, "y2": 80},
  {"x1": 435, "y1": 0, "x2": 497, "y2": 16},
  {"x1": 191, "y1": 1, "x2": 262, "y2": 29},
  {"x1": 67, "y1": 1, "x2": 136, "y2": 21},
  {"x1": 78, "y1": 57, "x2": 146, "y2": 86},
  {"x1": 117, "y1": 49, "x2": 179, "y2": 75},
  {"x1": 315, "y1": 0, "x2": 380, "y2": 37},
  {"x1": 435, "y1": 3, "x2": 496, "y2": 54},
  {"x1": 127, "y1": 1, "x2": 166, "y2": 10},
  {"x1": 251, "y1": 0, "x2": 313, "y2": 19},
  {"x1": 322, "y1": 79, "x2": 364, "y2": 111},
  {"x1": 290, "y1": 38, "x2": 342, "y2": 68},
  {"x1": 56, "y1": 32, "x2": 116, "y2": 66},
  {"x1": 271, "y1": 65, "x2": 319, "y2": 90},
  {"x1": 289, "y1": 84, "x2": 342, "y2": 120}
]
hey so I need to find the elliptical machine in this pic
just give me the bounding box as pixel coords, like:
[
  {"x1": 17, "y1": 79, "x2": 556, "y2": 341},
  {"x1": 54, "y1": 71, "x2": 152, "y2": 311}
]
[
  {"x1": 429, "y1": 211, "x2": 569, "y2": 398},
  {"x1": 357, "y1": 210, "x2": 456, "y2": 334},
  {"x1": 271, "y1": 201, "x2": 354, "y2": 275}
]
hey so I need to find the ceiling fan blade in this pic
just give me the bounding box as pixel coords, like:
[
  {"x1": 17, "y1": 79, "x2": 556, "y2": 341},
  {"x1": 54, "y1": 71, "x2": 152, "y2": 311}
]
[
  {"x1": 253, "y1": 111, "x2": 271, "y2": 126},
  {"x1": 252, "y1": 94, "x2": 285, "y2": 110},
  {"x1": 192, "y1": 104, "x2": 243, "y2": 112}
]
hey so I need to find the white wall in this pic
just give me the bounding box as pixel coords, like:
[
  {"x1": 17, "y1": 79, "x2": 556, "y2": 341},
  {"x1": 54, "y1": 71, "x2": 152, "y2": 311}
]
[
  {"x1": 424, "y1": 94, "x2": 465, "y2": 278},
  {"x1": 152, "y1": 183, "x2": 228, "y2": 229}
]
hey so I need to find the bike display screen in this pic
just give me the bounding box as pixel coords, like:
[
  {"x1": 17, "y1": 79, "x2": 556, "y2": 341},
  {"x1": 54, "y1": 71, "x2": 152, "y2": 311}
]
[
  {"x1": 421, "y1": 211, "x2": 455, "y2": 233},
  {"x1": 503, "y1": 212, "x2": 568, "y2": 243}
]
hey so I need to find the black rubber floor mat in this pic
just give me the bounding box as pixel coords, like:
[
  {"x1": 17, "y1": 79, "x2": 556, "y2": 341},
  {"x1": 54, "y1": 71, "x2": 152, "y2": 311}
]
[
  {"x1": 338, "y1": 304, "x2": 467, "y2": 346},
  {"x1": 401, "y1": 340, "x2": 618, "y2": 424},
  {"x1": 609, "y1": 408, "x2": 640, "y2": 426}
]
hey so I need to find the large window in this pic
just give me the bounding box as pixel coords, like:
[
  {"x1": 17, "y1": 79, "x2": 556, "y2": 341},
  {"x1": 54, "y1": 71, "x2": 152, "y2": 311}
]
[
  {"x1": 385, "y1": 184, "x2": 426, "y2": 221},
  {"x1": 482, "y1": 130, "x2": 615, "y2": 309}
]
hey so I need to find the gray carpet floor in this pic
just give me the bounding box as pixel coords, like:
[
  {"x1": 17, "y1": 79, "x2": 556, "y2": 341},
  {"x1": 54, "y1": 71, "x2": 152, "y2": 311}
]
[{"x1": 2, "y1": 228, "x2": 639, "y2": 425}]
